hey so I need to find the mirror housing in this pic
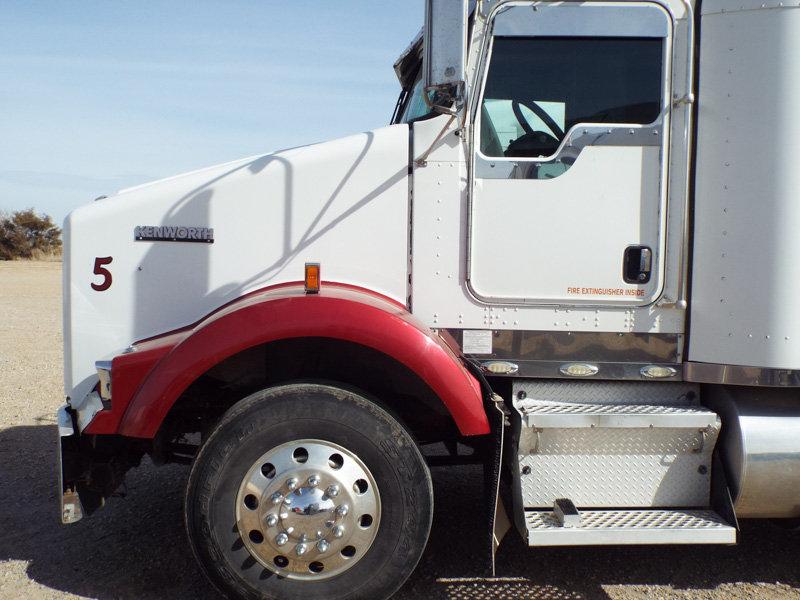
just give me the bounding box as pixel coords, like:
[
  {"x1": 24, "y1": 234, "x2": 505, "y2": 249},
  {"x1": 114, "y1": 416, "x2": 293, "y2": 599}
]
[{"x1": 423, "y1": 0, "x2": 468, "y2": 113}]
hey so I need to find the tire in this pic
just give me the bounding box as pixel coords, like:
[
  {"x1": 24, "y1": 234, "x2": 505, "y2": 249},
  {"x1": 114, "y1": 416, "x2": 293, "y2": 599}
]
[{"x1": 185, "y1": 383, "x2": 433, "y2": 600}]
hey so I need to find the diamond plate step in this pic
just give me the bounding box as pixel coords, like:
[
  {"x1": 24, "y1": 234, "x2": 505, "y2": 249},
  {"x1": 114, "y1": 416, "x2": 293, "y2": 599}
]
[
  {"x1": 513, "y1": 399, "x2": 721, "y2": 508},
  {"x1": 525, "y1": 509, "x2": 736, "y2": 546},
  {"x1": 518, "y1": 401, "x2": 720, "y2": 429}
]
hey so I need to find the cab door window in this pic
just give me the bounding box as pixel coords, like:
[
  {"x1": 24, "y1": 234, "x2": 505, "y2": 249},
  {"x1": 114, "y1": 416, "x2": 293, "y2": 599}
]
[{"x1": 479, "y1": 37, "x2": 664, "y2": 160}]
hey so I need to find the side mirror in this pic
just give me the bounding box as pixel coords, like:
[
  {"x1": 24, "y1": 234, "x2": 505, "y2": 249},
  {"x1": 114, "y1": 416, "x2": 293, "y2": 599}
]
[{"x1": 423, "y1": 0, "x2": 468, "y2": 114}]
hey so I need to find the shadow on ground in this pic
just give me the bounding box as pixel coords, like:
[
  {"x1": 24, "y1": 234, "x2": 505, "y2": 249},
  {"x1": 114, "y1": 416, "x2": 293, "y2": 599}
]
[{"x1": 2, "y1": 423, "x2": 799, "y2": 599}]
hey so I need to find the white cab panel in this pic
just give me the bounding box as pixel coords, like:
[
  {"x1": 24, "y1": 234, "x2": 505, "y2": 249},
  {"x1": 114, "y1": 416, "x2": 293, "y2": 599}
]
[
  {"x1": 468, "y1": 2, "x2": 673, "y2": 307},
  {"x1": 410, "y1": 115, "x2": 685, "y2": 334},
  {"x1": 470, "y1": 146, "x2": 662, "y2": 305},
  {"x1": 64, "y1": 126, "x2": 409, "y2": 401},
  {"x1": 690, "y1": 4, "x2": 800, "y2": 369},
  {"x1": 411, "y1": 0, "x2": 692, "y2": 335}
]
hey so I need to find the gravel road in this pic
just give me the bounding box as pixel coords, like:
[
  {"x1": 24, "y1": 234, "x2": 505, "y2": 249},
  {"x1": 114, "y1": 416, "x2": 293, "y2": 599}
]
[{"x1": 1, "y1": 261, "x2": 799, "y2": 600}]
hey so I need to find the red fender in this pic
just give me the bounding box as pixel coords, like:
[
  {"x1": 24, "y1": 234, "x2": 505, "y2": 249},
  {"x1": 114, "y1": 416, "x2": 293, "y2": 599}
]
[{"x1": 89, "y1": 284, "x2": 489, "y2": 438}]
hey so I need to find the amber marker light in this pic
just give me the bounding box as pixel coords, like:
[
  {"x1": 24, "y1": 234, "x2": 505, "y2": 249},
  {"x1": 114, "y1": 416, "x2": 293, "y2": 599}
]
[
  {"x1": 559, "y1": 363, "x2": 599, "y2": 377},
  {"x1": 304, "y1": 263, "x2": 321, "y2": 294}
]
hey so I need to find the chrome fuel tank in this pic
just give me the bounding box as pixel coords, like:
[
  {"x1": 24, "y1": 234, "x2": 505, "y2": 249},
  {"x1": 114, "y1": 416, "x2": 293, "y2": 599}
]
[{"x1": 706, "y1": 386, "x2": 800, "y2": 518}]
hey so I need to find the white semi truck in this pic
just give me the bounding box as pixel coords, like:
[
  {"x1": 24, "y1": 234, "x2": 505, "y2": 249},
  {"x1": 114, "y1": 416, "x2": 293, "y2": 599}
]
[{"x1": 57, "y1": 1, "x2": 800, "y2": 598}]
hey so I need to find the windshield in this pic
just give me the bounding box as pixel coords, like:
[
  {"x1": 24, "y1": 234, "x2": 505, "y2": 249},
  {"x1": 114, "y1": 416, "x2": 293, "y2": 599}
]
[{"x1": 396, "y1": 69, "x2": 434, "y2": 124}]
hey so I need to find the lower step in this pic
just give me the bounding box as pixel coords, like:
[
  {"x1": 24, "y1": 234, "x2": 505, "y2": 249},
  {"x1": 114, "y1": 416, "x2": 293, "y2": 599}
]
[{"x1": 525, "y1": 509, "x2": 736, "y2": 546}]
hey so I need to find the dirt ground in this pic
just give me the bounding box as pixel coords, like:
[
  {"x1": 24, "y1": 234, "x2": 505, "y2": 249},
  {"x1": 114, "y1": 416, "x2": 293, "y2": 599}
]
[{"x1": 1, "y1": 261, "x2": 799, "y2": 600}]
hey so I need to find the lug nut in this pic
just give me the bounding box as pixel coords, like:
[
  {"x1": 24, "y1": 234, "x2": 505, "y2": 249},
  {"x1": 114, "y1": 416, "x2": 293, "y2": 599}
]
[
  {"x1": 270, "y1": 492, "x2": 284, "y2": 505},
  {"x1": 336, "y1": 504, "x2": 349, "y2": 517},
  {"x1": 279, "y1": 512, "x2": 289, "y2": 520},
  {"x1": 307, "y1": 475, "x2": 321, "y2": 487},
  {"x1": 317, "y1": 540, "x2": 330, "y2": 553},
  {"x1": 333, "y1": 525, "x2": 345, "y2": 538},
  {"x1": 266, "y1": 514, "x2": 278, "y2": 527},
  {"x1": 286, "y1": 477, "x2": 299, "y2": 491},
  {"x1": 296, "y1": 543, "x2": 308, "y2": 556},
  {"x1": 275, "y1": 533, "x2": 289, "y2": 546},
  {"x1": 325, "y1": 484, "x2": 340, "y2": 498}
]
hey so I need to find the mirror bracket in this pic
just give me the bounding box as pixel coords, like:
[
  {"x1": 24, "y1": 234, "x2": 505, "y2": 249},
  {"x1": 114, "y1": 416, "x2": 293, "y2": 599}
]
[{"x1": 422, "y1": 82, "x2": 465, "y2": 116}]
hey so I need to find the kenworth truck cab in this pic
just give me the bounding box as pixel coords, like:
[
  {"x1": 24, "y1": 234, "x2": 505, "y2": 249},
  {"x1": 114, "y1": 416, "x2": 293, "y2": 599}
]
[{"x1": 58, "y1": 1, "x2": 800, "y2": 599}]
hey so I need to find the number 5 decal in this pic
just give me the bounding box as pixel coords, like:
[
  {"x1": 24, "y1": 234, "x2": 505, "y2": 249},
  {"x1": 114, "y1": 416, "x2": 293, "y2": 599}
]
[{"x1": 91, "y1": 257, "x2": 113, "y2": 291}]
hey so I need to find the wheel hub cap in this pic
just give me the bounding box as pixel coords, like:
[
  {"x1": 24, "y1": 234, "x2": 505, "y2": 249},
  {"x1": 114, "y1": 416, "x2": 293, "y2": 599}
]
[{"x1": 236, "y1": 439, "x2": 381, "y2": 580}]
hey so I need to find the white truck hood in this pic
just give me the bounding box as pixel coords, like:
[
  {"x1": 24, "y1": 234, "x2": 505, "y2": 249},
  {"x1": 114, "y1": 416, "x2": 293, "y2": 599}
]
[{"x1": 63, "y1": 124, "x2": 410, "y2": 403}]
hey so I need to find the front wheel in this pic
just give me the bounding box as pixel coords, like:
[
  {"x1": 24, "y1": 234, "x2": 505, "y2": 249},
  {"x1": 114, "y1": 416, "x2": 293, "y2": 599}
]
[{"x1": 185, "y1": 383, "x2": 433, "y2": 600}]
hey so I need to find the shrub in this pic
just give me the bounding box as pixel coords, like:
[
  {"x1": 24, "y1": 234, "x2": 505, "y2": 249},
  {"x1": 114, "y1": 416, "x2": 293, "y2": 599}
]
[{"x1": 0, "y1": 209, "x2": 62, "y2": 260}]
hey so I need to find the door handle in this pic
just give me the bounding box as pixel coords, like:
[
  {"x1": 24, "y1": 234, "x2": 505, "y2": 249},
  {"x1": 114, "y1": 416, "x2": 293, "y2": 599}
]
[{"x1": 623, "y1": 245, "x2": 652, "y2": 284}]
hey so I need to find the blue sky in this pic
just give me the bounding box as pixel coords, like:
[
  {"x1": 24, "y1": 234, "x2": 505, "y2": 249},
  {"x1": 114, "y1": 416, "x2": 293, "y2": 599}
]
[{"x1": 0, "y1": 1, "x2": 422, "y2": 223}]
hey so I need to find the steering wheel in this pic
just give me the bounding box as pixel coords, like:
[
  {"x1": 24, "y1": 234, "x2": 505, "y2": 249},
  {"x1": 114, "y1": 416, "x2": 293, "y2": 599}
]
[
  {"x1": 506, "y1": 99, "x2": 564, "y2": 158},
  {"x1": 503, "y1": 99, "x2": 562, "y2": 159},
  {"x1": 511, "y1": 99, "x2": 565, "y2": 139}
]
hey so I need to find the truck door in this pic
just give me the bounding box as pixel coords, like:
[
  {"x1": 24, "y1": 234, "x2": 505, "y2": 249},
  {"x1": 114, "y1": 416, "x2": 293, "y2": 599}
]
[{"x1": 469, "y1": 2, "x2": 672, "y2": 306}]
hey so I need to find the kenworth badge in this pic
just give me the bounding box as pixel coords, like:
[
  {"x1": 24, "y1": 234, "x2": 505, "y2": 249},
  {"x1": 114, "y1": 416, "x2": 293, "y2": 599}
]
[{"x1": 134, "y1": 225, "x2": 214, "y2": 243}]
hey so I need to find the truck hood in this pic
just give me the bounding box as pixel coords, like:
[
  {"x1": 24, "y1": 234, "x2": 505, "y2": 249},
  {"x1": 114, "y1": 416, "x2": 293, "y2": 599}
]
[{"x1": 64, "y1": 124, "x2": 410, "y2": 402}]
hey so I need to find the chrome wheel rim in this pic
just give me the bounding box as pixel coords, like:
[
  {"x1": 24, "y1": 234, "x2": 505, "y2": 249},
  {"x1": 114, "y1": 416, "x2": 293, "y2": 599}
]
[{"x1": 236, "y1": 439, "x2": 381, "y2": 580}]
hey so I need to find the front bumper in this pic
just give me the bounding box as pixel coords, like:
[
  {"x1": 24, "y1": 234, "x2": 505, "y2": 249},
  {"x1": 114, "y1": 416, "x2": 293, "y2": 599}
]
[
  {"x1": 57, "y1": 404, "x2": 84, "y2": 524},
  {"x1": 56, "y1": 403, "x2": 145, "y2": 525}
]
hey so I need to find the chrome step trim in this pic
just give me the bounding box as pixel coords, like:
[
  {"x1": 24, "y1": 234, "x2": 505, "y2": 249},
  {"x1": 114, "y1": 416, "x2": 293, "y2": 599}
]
[{"x1": 518, "y1": 401, "x2": 719, "y2": 429}]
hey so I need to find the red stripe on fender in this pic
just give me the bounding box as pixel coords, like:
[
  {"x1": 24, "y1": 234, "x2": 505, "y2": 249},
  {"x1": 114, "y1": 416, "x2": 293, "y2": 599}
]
[{"x1": 110, "y1": 284, "x2": 489, "y2": 438}]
